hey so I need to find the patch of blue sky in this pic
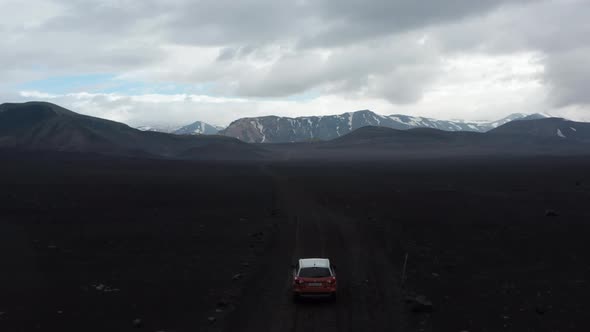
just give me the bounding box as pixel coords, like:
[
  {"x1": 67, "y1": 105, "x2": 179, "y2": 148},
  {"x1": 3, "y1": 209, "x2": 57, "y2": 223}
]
[
  {"x1": 283, "y1": 89, "x2": 321, "y2": 102},
  {"x1": 19, "y1": 73, "x2": 116, "y2": 94},
  {"x1": 18, "y1": 73, "x2": 215, "y2": 96},
  {"x1": 19, "y1": 74, "x2": 321, "y2": 101}
]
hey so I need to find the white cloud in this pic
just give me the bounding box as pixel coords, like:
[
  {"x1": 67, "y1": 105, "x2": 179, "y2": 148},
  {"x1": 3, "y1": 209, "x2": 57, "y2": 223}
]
[{"x1": 18, "y1": 48, "x2": 590, "y2": 129}]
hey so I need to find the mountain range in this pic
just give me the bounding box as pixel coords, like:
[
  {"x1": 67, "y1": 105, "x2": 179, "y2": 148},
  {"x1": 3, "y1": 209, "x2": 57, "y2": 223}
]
[
  {"x1": 1, "y1": 102, "x2": 588, "y2": 160},
  {"x1": 153, "y1": 110, "x2": 548, "y2": 143}
]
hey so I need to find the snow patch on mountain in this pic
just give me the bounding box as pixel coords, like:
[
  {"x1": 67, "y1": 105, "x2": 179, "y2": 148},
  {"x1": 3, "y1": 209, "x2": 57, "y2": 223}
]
[{"x1": 173, "y1": 121, "x2": 219, "y2": 135}]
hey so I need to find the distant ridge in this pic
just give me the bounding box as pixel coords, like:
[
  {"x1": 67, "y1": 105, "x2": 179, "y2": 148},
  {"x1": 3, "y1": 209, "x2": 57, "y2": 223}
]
[{"x1": 218, "y1": 110, "x2": 550, "y2": 143}]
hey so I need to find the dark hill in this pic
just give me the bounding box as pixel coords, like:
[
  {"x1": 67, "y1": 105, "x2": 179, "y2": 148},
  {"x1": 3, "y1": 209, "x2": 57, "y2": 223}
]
[
  {"x1": 331, "y1": 126, "x2": 482, "y2": 145},
  {"x1": 0, "y1": 102, "x2": 261, "y2": 160},
  {"x1": 308, "y1": 122, "x2": 590, "y2": 159},
  {"x1": 489, "y1": 117, "x2": 590, "y2": 142}
]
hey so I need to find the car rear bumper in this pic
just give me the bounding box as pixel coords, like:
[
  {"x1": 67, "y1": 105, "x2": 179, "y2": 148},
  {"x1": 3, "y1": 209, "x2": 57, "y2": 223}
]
[
  {"x1": 294, "y1": 292, "x2": 336, "y2": 298},
  {"x1": 293, "y1": 287, "x2": 337, "y2": 296}
]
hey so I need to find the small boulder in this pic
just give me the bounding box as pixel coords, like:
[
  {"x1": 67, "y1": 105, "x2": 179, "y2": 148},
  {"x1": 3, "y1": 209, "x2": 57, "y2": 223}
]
[
  {"x1": 408, "y1": 295, "x2": 434, "y2": 313},
  {"x1": 132, "y1": 318, "x2": 143, "y2": 328},
  {"x1": 545, "y1": 209, "x2": 559, "y2": 217},
  {"x1": 232, "y1": 273, "x2": 243, "y2": 281},
  {"x1": 208, "y1": 316, "x2": 216, "y2": 323}
]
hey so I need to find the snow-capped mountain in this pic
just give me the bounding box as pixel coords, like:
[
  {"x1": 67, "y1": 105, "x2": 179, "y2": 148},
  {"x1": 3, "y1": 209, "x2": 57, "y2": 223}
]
[
  {"x1": 219, "y1": 110, "x2": 550, "y2": 143},
  {"x1": 136, "y1": 125, "x2": 179, "y2": 133},
  {"x1": 173, "y1": 121, "x2": 220, "y2": 135}
]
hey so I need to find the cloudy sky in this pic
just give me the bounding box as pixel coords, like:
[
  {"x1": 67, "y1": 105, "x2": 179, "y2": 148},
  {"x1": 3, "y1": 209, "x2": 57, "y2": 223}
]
[{"x1": 1, "y1": 0, "x2": 589, "y2": 127}]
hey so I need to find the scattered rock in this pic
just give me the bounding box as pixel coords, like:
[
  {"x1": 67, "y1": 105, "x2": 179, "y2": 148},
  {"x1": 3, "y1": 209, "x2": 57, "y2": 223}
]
[
  {"x1": 232, "y1": 273, "x2": 243, "y2": 281},
  {"x1": 431, "y1": 273, "x2": 440, "y2": 278},
  {"x1": 215, "y1": 308, "x2": 224, "y2": 313},
  {"x1": 239, "y1": 217, "x2": 248, "y2": 222},
  {"x1": 407, "y1": 295, "x2": 434, "y2": 313},
  {"x1": 92, "y1": 283, "x2": 119, "y2": 293},
  {"x1": 216, "y1": 300, "x2": 229, "y2": 308},
  {"x1": 208, "y1": 316, "x2": 216, "y2": 323},
  {"x1": 57, "y1": 310, "x2": 63, "y2": 314},
  {"x1": 241, "y1": 262, "x2": 250, "y2": 267},
  {"x1": 104, "y1": 286, "x2": 120, "y2": 293},
  {"x1": 132, "y1": 318, "x2": 143, "y2": 328},
  {"x1": 535, "y1": 306, "x2": 546, "y2": 315},
  {"x1": 47, "y1": 245, "x2": 58, "y2": 249},
  {"x1": 545, "y1": 209, "x2": 559, "y2": 217}
]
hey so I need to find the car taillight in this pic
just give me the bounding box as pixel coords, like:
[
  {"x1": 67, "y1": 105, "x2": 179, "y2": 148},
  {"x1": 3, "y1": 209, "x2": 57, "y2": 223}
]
[
  {"x1": 295, "y1": 278, "x2": 304, "y2": 284},
  {"x1": 327, "y1": 277, "x2": 335, "y2": 284}
]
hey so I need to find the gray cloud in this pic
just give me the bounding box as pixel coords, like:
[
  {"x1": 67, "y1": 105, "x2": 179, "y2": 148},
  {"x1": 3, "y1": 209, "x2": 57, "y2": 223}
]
[
  {"x1": 545, "y1": 48, "x2": 590, "y2": 107},
  {"x1": 231, "y1": 35, "x2": 441, "y2": 104},
  {"x1": 0, "y1": 0, "x2": 589, "y2": 119},
  {"x1": 430, "y1": 0, "x2": 590, "y2": 108}
]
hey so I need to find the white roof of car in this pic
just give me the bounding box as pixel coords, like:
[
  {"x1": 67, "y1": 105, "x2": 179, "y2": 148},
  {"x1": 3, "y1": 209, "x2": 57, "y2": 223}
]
[{"x1": 299, "y1": 258, "x2": 330, "y2": 268}]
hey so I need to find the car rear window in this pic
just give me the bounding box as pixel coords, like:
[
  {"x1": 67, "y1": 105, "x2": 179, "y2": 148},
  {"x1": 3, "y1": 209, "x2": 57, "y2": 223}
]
[{"x1": 298, "y1": 267, "x2": 331, "y2": 278}]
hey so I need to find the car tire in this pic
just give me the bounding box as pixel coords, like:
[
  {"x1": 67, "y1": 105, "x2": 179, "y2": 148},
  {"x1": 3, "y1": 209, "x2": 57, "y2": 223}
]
[{"x1": 292, "y1": 293, "x2": 299, "y2": 302}]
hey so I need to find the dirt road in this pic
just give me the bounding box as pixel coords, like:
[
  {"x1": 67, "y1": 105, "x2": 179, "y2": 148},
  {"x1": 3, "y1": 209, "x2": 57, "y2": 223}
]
[{"x1": 222, "y1": 166, "x2": 408, "y2": 332}]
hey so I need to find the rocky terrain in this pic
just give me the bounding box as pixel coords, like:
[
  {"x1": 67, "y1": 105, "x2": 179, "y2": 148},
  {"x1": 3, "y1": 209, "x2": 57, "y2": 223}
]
[{"x1": 0, "y1": 152, "x2": 588, "y2": 331}]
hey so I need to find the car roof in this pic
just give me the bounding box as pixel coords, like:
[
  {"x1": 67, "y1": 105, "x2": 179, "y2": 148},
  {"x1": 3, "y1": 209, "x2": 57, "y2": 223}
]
[{"x1": 299, "y1": 258, "x2": 330, "y2": 268}]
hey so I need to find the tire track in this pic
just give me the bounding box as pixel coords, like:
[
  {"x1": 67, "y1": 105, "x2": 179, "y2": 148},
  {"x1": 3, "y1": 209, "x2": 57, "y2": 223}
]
[{"x1": 224, "y1": 165, "x2": 404, "y2": 332}]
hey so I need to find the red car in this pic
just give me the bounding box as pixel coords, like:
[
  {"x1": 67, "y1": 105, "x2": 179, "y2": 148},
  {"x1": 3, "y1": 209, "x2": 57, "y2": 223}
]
[{"x1": 292, "y1": 258, "x2": 337, "y2": 301}]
